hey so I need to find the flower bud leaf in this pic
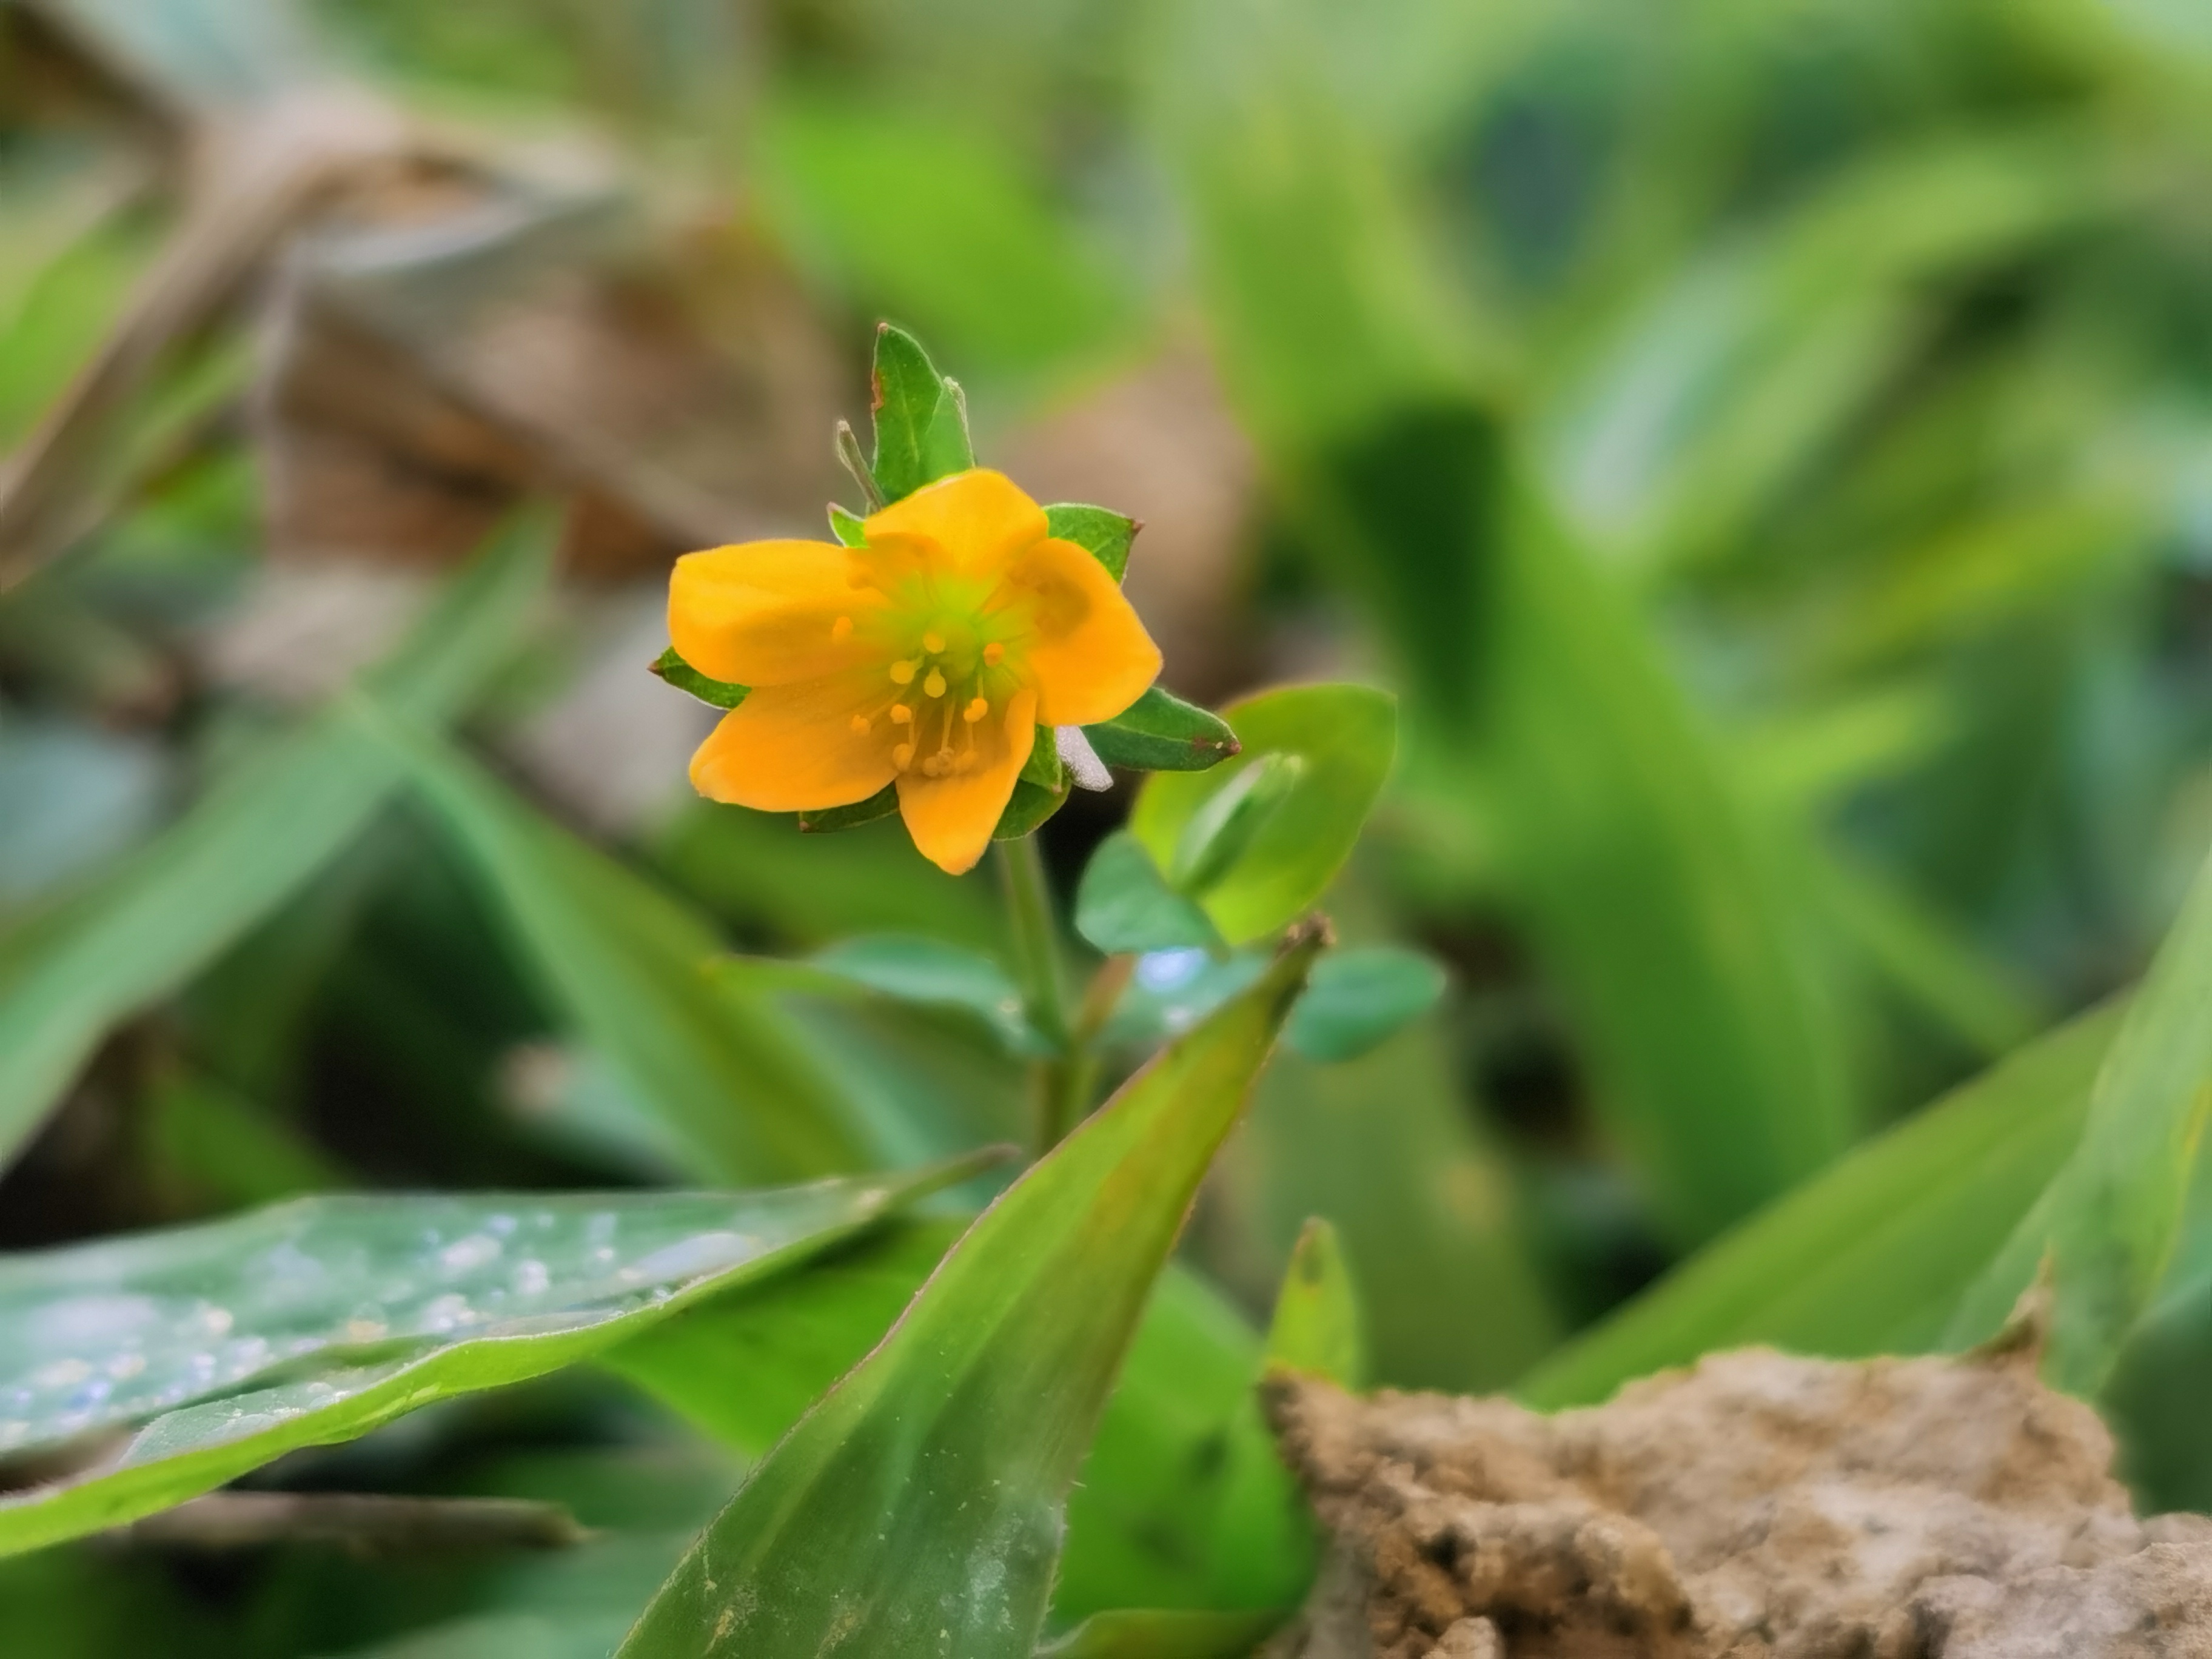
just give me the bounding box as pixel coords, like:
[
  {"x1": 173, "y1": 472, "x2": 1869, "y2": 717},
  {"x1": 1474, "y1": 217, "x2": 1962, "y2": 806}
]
[
  {"x1": 650, "y1": 646, "x2": 748, "y2": 711},
  {"x1": 1044, "y1": 503, "x2": 1138, "y2": 581},
  {"x1": 826, "y1": 503, "x2": 868, "y2": 546},
  {"x1": 1084, "y1": 687, "x2": 1241, "y2": 774},
  {"x1": 991, "y1": 777, "x2": 1071, "y2": 841},
  {"x1": 869, "y1": 323, "x2": 974, "y2": 502}
]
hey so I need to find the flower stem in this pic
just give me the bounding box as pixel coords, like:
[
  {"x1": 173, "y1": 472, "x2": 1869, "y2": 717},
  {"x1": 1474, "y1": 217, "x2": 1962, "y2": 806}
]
[{"x1": 996, "y1": 834, "x2": 1084, "y2": 1153}]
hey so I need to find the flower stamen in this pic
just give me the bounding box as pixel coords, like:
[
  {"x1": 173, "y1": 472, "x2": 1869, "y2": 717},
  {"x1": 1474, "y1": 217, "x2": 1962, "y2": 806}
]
[
  {"x1": 890, "y1": 660, "x2": 917, "y2": 685},
  {"x1": 832, "y1": 615, "x2": 854, "y2": 642},
  {"x1": 982, "y1": 642, "x2": 1005, "y2": 667},
  {"x1": 922, "y1": 629, "x2": 946, "y2": 654},
  {"x1": 923, "y1": 669, "x2": 948, "y2": 699},
  {"x1": 890, "y1": 703, "x2": 913, "y2": 725},
  {"x1": 964, "y1": 697, "x2": 988, "y2": 723},
  {"x1": 892, "y1": 742, "x2": 914, "y2": 770},
  {"x1": 848, "y1": 713, "x2": 870, "y2": 735}
]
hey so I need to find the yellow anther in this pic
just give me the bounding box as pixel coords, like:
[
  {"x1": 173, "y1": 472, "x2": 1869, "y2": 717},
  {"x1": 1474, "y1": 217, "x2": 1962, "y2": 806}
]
[
  {"x1": 964, "y1": 697, "x2": 988, "y2": 723},
  {"x1": 890, "y1": 703, "x2": 913, "y2": 725},
  {"x1": 832, "y1": 615, "x2": 853, "y2": 642},
  {"x1": 890, "y1": 660, "x2": 917, "y2": 685},
  {"x1": 922, "y1": 754, "x2": 947, "y2": 778},
  {"x1": 923, "y1": 669, "x2": 947, "y2": 699},
  {"x1": 982, "y1": 642, "x2": 1005, "y2": 667},
  {"x1": 922, "y1": 630, "x2": 945, "y2": 654},
  {"x1": 892, "y1": 742, "x2": 914, "y2": 769},
  {"x1": 848, "y1": 713, "x2": 870, "y2": 735}
]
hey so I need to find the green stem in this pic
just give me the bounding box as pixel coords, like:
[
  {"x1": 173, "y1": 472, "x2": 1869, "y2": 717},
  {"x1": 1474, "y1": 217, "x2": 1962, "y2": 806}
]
[{"x1": 996, "y1": 835, "x2": 1084, "y2": 1153}]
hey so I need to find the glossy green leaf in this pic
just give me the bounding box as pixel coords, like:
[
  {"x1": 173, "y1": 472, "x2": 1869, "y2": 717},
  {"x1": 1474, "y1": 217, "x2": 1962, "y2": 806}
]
[
  {"x1": 1044, "y1": 504, "x2": 1137, "y2": 581},
  {"x1": 1168, "y1": 754, "x2": 1305, "y2": 893},
  {"x1": 1285, "y1": 946, "x2": 1447, "y2": 1063},
  {"x1": 866, "y1": 323, "x2": 974, "y2": 504},
  {"x1": 1038, "y1": 1610, "x2": 1282, "y2": 1658},
  {"x1": 1075, "y1": 833, "x2": 1221, "y2": 956},
  {"x1": 606, "y1": 1221, "x2": 968, "y2": 1461},
  {"x1": 612, "y1": 929, "x2": 1322, "y2": 1659},
  {"x1": 648, "y1": 648, "x2": 746, "y2": 711},
  {"x1": 1083, "y1": 688, "x2": 1242, "y2": 774},
  {"x1": 0, "y1": 516, "x2": 551, "y2": 1174},
  {"x1": 364, "y1": 712, "x2": 871, "y2": 1183},
  {"x1": 1520, "y1": 1002, "x2": 2123, "y2": 1409},
  {"x1": 1133, "y1": 686, "x2": 1396, "y2": 947},
  {"x1": 0, "y1": 1167, "x2": 969, "y2": 1555},
  {"x1": 1946, "y1": 840, "x2": 2212, "y2": 1393},
  {"x1": 797, "y1": 787, "x2": 899, "y2": 835}
]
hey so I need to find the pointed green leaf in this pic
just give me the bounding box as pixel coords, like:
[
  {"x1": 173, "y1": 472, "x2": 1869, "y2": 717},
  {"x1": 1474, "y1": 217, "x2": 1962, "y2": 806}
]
[
  {"x1": 1083, "y1": 687, "x2": 1241, "y2": 774},
  {"x1": 1520, "y1": 1002, "x2": 2123, "y2": 1409},
  {"x1": 1946, "y1": 840, "x2": 2212, "y2": 1394},
  {"x1": 612, "y1": 929, "x2": 1323, "y2": 1659},
  {"x1": 1044, "y1": 504, "x2": 1138, "y2": 581},
  {"x1": 797, "y1": 786, "x2": 899, "y2": 834},
  {"x1": 0, "y1": 1167, "x2": 971, "y2": 1555},
  {"x1": 1263, "y1": 1218, "x2": 1365, "y2": 1386},
  {"x1": 362, "y1": 711, "x2": 870, "y2": 1182},
  {"x1": 1076, "y1": 833, "x2": 1222, "y2": 956},
  {"x1": 1285, "y1": 947, "x2": 1448, "y2": 1063},
  {"x1": 868, "y1": 323, "x2": 974, "y2": 503},
  {"x1": 0, "y1": 515, "x2": 551, "y2": 1175},
  {"x1": 649, "y1": 647, "x2": 748, "y2": 711},
  {"x1": 1133, "y1": 686, "x2": 1395, "y2": 946},
  {"x1": 804, "y1": 934, "x2": 1042, "y2": 1054},
  {"x1": 1037, "y1": 1610, "x2": 1282, "y2": 1658}
]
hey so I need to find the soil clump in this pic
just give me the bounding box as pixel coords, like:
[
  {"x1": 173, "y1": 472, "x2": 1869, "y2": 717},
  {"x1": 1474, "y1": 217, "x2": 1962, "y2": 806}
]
[{"x1": 1265, "y1": 1345, "x2": 2212, "y2": 1658}]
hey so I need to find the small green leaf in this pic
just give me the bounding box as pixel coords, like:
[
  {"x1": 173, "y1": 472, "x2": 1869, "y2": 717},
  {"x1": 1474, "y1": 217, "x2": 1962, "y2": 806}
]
[
  {"x1": 649, "y1": 646, "x2": 748, "y2": 711},
  {"x1": 1285, "y1": 947, "x2": 1448, "y2": 1063},
  {"x1": 1022, "y1": 731, "x2": 1068, "y2": 794},
  {"x1": 1084, "y1": 687, "x2": 1241, "y2": 774},
  {"x1": 1946, "y1": 837, "x2": 2212, "y2": 1394},
  {"x1": 1076, "y1": 833, "x2": 1222, "y2": 956},
  {"x1": 1264, "y1": 1217, "x2": 1366, "y2": 1385},
  {"x1": 797, "y1": 787, "x2": 899, "y2": 834},
  {"x1": 828, "y1": 503, "x2": 869, "y2": 546},
  {"x1": 869, "y1": 323, "x2": 974, "y2": 503},
  {"x1": 994, "y1": 776, "x2": 1071, "y2": 840},
  {"x1": 613, "y1": 929, "x2": 1323, "y2": 1659},
  {"x1": 1037, "y1": 1610, "x2": 1283, "y2": 1658},
  {"x1": 1044, "y1": 503, "x2": 1138, "y2": 581},
  {"x1": 0, "y1": 1167, "x2": 974, "y2": 1555},
  {"x1": 1133, "y1": 685, "x2": 1396, "y2": 946}
]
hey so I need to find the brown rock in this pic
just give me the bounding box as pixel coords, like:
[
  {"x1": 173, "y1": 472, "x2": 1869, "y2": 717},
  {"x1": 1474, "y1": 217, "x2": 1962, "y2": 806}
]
[{"x1": 1266, "y1": 1347, "x2": 2212, "y2": 1658}]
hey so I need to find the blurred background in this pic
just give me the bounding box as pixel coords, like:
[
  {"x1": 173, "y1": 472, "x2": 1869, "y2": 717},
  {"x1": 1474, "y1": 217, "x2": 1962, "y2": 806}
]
[{"x1": 4, "y1": 0, "x2": 2212, "y2": 1650}]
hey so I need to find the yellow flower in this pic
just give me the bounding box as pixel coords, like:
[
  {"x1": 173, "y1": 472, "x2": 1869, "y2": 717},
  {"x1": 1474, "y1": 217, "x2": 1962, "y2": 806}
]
[{"x1": 669, "y1": 468, "x2": 1162, "y2": 875}]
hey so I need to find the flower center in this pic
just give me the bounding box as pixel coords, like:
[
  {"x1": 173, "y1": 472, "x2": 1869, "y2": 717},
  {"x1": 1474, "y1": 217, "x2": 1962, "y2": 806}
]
[{"x1": 839, "y1": 585, "x2": 1025, "y2": 780}]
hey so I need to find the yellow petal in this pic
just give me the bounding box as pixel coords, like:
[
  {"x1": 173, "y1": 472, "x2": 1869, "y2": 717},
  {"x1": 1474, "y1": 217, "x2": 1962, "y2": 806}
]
[
  {"x1": 1002, "y1": 538, "x2": 1162, "y2": 726},
  {"x1": 863, "y1": 469, "x2": 1047, "y2": 577},
  {"x1": 669, "y1": 540, "x2": 882, "y2": 687},
  {"x1": 896, "y1": 688, "x2": 1037, "y2": 876},
  {"x1": 689, "y1": 671, "x2": 897, "y2": 813}
]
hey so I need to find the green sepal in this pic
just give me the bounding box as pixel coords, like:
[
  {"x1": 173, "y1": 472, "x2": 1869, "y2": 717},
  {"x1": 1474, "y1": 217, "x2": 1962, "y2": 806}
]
[
  {"x1": 870, "y1": 324, "x2": 974, "y2": 503},
  {"x1": 651, "y1": 646, "x2": 748, "y2": 710},
  {"x1": 1045, "y1": 503, "x2": 1137, "y2": 581},
  {"x1": 828, "y1": 503, "x2": 868, "y2": 546},
  {"x1": 798, "y1": 787, "x2": 898, "y2": 834},
  {"x1": 1021, "y1": 730, "x2": 1067, "y2": 794},
  {"x1": 993, "y1": 778, "x2": 1070, "y2": 840},
  {"x1": 1084, "y1": 688, "x2": 1241, "y2": 773}
]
